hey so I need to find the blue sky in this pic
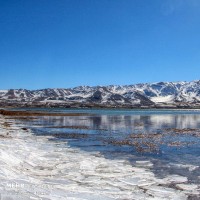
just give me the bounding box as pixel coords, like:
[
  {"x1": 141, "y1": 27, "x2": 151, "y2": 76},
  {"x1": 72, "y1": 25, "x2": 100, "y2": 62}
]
[{"x1": 0, "y1": 0, "x2": 200, "y2": 89}]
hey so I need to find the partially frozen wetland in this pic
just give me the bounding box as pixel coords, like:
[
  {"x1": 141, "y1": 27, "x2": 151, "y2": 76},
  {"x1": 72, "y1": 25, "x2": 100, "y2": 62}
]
[{"x1": 0, "y1": 109, "x2": 199, "y2": 199}]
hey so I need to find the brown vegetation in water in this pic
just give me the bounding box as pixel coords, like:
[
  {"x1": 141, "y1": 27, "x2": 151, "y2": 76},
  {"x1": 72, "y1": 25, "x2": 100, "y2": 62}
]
[
  {"x1": 165, "y1": 128, "x2": 200, "y2": 137},
  {"x1": 165, "y1": 128, "x2": 198, "y2": 133},
  {"x1": 167, "y1": 141, "x2": 195, "y2": 147},
  {"x1": 129, "y1": 133, "x2": 162, "y2": 139},
  {"x1": 106, "y1": 127, "x2": 200, "y2": 153},
  {"x1": 52, "y1": 133, "x2": 88, "y2": 139},
  {"x1": 5, "y1": 117, "x2": 37, "y2": 120},
  {"x1": 44, "y1": 125, "x2": 89, "y2": 130},
  {"x1": 107, "y1": 138, "x2": 160, "y2": 153},
  {"x1": 108, "y1": 139, "x2": 132, "y2": 146},
  {"x1": 0, "y1": 109, "x2": 92, "y2": 117}
]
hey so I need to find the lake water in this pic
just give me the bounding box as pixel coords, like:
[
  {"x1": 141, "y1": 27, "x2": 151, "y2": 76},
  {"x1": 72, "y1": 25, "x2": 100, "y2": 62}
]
[{"x1": 13, "y1": 108, "x2": 200, "y2": 185}]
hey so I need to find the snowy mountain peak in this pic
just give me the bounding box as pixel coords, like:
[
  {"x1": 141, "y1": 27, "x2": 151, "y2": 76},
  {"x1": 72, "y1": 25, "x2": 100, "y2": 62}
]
[{"x1": 0, "y1": 80, "x2": 200, "y2": 108}]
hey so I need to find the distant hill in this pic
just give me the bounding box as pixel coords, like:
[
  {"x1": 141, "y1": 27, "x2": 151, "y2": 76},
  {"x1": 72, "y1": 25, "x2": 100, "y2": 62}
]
[{"x1": 1, "y1": 80, "x2": 200, "y2": 108}]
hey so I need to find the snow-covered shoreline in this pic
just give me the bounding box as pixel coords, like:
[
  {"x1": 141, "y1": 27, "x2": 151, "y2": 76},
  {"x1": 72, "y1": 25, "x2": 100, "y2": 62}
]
[{"x1": 0, "y1": 115, "x2": 199, "y2": 200}]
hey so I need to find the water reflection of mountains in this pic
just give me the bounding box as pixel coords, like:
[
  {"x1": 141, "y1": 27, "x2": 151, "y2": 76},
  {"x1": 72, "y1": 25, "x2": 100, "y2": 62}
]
[{"x1": 35, "y1": 114, "x2": 200, "y2": 131}]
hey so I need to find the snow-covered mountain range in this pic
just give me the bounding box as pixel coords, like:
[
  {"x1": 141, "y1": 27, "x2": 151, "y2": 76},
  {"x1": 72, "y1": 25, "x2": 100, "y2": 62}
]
[{"x1": 1, "y1": 80, "x2": 200, "y2": 108}]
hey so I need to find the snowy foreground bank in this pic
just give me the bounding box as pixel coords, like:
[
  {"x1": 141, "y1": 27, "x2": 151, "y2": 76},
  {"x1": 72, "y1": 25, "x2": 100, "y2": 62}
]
[{"x1": 0, "y1": 115, "x2": 199, "y2": 200}]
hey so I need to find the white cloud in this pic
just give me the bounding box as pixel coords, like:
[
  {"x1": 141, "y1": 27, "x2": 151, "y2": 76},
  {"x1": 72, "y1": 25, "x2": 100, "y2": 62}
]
[{"x1": 161, "y1": 0, "x2": 200, "y2": 15}]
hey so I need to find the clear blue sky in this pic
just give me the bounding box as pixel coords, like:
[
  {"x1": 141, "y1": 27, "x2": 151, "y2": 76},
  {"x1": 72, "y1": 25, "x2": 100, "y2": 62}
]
[{"x1": 0, "y1": 0, "x2": 200, "y2": 89}]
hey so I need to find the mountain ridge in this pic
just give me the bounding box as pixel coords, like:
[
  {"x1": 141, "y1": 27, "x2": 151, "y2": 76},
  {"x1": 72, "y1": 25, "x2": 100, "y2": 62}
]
[{"x1": 1, "y1": 80, "x2": 200, "y2": 108}]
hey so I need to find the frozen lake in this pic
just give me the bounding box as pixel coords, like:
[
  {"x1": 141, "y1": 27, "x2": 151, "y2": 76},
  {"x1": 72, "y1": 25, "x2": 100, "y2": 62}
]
[{"x1": 0, "y1": 108, "x2": 199, "y2": 199}]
